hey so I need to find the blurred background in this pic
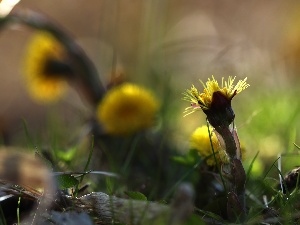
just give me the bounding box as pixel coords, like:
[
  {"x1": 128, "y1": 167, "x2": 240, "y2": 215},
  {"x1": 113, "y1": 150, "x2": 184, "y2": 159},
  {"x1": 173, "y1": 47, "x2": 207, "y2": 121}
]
[{"x1": 1, "y1": 0, "x2": 300, "y2": 175}]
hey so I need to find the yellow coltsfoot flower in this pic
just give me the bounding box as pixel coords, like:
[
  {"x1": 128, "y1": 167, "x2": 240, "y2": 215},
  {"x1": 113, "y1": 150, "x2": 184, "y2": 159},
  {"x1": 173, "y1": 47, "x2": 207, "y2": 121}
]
[
  {"x1": 190, "y1": 125, "x2": 229, "y2": 166},
  {"x1": 183, "y1": 76, "x2": 249, "y2": 127},
  {"x1": 23, "y1": 31, "x2": 72, "y2": 104},
  {"x1": 96, "y1": 83, "x2": 159, "y2": 135},
  {"x1": 190, "y1": 125, "x2": 246, "y2": 166}
]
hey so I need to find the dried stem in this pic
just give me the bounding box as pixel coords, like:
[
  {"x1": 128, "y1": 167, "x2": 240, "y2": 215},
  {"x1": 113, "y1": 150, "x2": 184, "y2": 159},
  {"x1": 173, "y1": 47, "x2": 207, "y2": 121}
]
[{"x1": 73, "y1": 183, "x2": 194, "y2": 225}]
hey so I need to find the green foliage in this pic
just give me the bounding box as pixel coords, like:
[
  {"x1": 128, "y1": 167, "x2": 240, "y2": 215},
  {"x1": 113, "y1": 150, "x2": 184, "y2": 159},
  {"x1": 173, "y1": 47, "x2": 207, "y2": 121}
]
[
  {"x1": 106, "y1": 177, "x2": 116, "y2": 195},
  {"x1": 56, "y1": 147, "x2": 78, "y2": 164},
  {"x1": 0, "y1": 206, "x2": 7, "y2": 225},
  {"x1": 183, "y1": 214, "x2": 206, "y2": 225},
  {"x1": 124, "y1": 191, "x2": 148, "y2": 201},
  {"x1": 245, "y1": 151, "x2": 260, "y2": 185},
  {"x1": 17, "y1": 197, "x2": 20, "y2": 225},
  {"x1": 56, "y1": 174, "x2": 79, "y2": 190},
  {"x1": 196, "y1": 208, "x2": 227, "y2": 224},
  {"x1": 172, "y1": 149, "x2": 201, "y2": 166}
]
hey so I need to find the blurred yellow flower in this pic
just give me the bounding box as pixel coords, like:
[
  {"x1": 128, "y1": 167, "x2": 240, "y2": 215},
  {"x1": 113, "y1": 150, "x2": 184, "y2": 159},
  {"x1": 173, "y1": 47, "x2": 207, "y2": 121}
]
[
  {"x1": 97, "y1": 83, "x2": 159, "y2": 135},
  {"x1": 23, "y1": 32, "x2": 69, "y2": 103},
  {"x1": 190, "y1": 125, "x2": 229, "y2": 166},
  {"x1": 279, "y1": 5, "x2": 300, "y2": 76},
  {"x1": 183, "y1": 76, "x2": 249, "y2": 116},
  {"x1": 190, "y1": 125, "x2": 246, "y2": 166}
]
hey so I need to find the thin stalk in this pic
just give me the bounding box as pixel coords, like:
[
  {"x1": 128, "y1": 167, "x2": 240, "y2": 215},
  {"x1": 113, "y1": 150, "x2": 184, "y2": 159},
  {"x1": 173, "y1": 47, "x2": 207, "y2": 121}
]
[
  {"x1": 0, "y1": 206, "x2": 6, "y2": 225},
  {"x1": 214, "y1": 126, "x2": 237, "y2": 159},
  {"x1": 163, "y1": 159, "x2": 202, "y2": 200},
  {"x1": 245, "y1": 151, "x2": 260, "y2": 185},
  {"x1": 17, "y1": 197, "x2": 21, "y2": 225},
  {"x1": 75, "y1": 136, "x2": 94, "y2": 196},
  {"x1": 206, "y1": 120, "x2": 227, "y2": 193},
  {"x1": 214, "y1": 124, "x2": 246, "y2": 220},
  {"x1": 121, "y1": 134, "x2": 141, "y2": 173}
]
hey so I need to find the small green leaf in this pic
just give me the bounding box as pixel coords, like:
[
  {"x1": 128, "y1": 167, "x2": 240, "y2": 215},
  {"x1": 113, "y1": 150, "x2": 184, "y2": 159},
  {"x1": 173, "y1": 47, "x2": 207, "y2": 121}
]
[
  {"x1": 125, "y1": 191, "x2": 147, "y2": 201},
  {"x1": 184, "y1": 214, "x2": 206, "y2": 225},
  {"x1": 106, "y1": 177, "x2": 115, "y2": 195},
  {"x1": 56, "y1": 174, "x2": 79, "y2": 190},
  {"x1": 196, "y1": 208, "x2": 226, "y2": 223},
  {"x1": 56, "y1": 147, "x2": 77, "y2": 163},
  {"x1": 172, "y1": 149, "x2": 201, "y2": 166},
  {"x1": 172, "y1": 155, "x2": 189, "y2": 164}
]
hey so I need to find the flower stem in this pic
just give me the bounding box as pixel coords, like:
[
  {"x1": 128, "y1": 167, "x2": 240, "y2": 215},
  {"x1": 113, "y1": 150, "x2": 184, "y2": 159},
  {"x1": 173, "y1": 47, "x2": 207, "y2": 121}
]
[
  {"x1": 214, "y1": 125, "x2": 246, "y2": 221},
  {"x1": 214, "y1": 126, "x2": 237, "y2": 159}
]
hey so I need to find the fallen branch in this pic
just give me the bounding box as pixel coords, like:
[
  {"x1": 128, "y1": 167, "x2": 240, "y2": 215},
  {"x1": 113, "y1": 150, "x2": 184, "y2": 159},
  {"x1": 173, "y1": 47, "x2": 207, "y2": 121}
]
[{"x1": 74, "y1": 183, "x2": 194, "y2": 225}]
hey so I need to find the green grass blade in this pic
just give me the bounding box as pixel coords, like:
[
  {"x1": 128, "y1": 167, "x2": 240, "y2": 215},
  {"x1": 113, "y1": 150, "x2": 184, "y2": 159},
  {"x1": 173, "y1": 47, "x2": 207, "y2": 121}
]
[{"x1": 246, "y1": 151, "x2": 260, "y2": 185}]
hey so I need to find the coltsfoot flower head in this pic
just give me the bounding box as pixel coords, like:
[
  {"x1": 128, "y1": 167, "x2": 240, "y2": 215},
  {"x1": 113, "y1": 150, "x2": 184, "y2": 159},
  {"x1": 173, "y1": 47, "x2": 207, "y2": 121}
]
[
  {"x1": 23, "y1": 31, "x2": 72, "y2": 103},
  {"x1": 183, "y1": 76, "x2": 249, "y2": 127},
  {"x1": 190, "y1": 125, "x2": 229, "y2": 166},
  {"x1": 96, "y1": 83, "x2": 159, "y2": 135}
]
